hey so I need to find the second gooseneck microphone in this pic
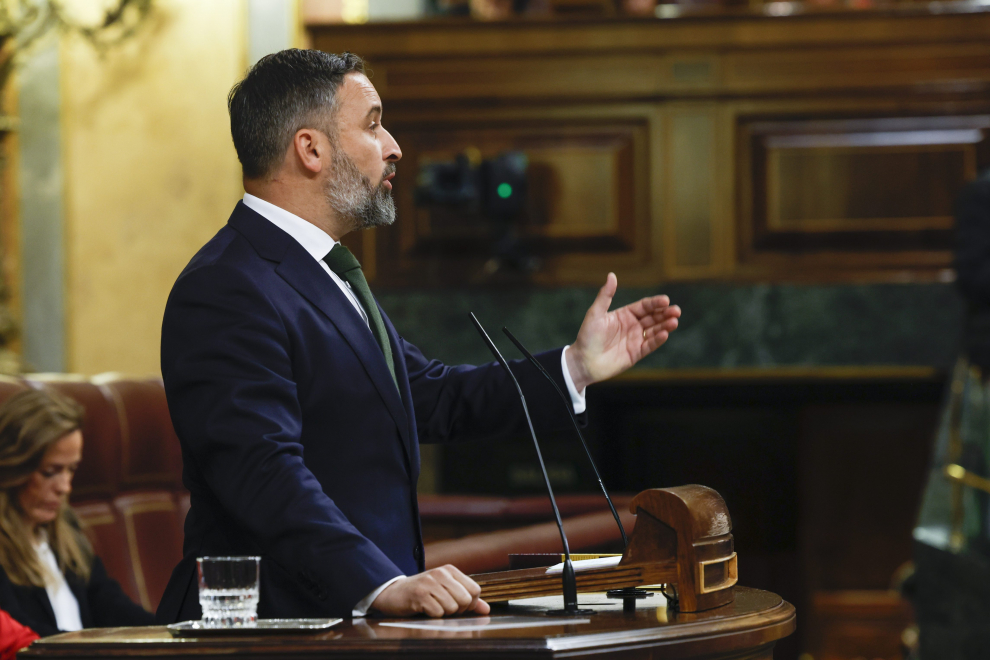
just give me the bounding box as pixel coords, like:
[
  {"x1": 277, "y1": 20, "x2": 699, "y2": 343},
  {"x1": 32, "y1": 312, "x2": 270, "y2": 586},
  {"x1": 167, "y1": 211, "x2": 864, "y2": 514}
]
[
  {"x1": 502, "y1": 327, "x2": 655, "y2": 613},
  {"x1": 469, "y1": 313, "x2": 591, "y2": 616},
  {"x1": 501, "y1": 327, "x2": 629, "y2": 548}
]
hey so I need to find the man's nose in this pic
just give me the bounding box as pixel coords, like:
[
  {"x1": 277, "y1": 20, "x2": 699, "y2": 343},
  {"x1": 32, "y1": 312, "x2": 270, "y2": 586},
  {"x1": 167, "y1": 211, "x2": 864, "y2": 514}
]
[{"x1": 381, "y1": 127, "x2": 401, "y2": 162}]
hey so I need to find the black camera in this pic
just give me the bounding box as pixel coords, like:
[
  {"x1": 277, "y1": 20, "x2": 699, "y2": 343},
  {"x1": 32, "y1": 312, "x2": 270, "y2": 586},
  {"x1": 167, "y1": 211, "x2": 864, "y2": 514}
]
[
  {"x1": 415, "y1": 150, "x2": 537, "y2": 274},
  {"x1": 416, "y1": 151, "x2": 528, "y2": 220}
]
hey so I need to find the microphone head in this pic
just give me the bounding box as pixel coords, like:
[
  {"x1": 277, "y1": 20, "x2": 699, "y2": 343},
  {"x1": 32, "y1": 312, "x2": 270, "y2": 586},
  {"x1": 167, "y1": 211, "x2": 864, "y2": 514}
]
[
  {"x1": 503, "y1": 327, "x2": 537, "y2": 362},
  {"x1": 469, "y1": 312, "x2": 500, "y2": 359},
  {"x1": 470, "y1": 313, "x2": 524, "y2": 396}
]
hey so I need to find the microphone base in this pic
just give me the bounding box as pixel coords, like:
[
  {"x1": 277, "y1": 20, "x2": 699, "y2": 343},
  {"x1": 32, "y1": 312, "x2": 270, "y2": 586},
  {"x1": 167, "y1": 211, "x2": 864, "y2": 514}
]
[
  {"x1": 545, "y1": 608, "x2": 596, "y2": 616},
  {"x1": 606, "y1": 587, "x2": 654, "y2": 614}
]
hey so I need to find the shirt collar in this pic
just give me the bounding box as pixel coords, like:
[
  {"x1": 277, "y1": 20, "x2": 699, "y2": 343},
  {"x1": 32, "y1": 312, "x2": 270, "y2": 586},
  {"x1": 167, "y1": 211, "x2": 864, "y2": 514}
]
[{"x1": 242, "y1": 193, "x2": 338, "y2": 262}]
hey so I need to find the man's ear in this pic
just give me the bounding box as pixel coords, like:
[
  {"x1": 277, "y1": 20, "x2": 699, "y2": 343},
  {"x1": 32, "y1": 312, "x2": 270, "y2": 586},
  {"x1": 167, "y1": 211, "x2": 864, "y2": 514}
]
[{"x1": 293, "y1": 127, "x2": 327, "y2": 175}]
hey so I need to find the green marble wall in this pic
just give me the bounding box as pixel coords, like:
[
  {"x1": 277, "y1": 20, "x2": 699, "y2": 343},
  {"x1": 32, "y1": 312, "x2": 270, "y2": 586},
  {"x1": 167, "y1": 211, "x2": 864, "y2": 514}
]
[{"x1": 378, "y1": 282, "x2": 964, "y2": 371}]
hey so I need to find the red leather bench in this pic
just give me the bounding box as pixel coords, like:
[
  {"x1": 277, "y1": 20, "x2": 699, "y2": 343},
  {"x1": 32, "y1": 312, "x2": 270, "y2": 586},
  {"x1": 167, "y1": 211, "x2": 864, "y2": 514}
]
[{"x1": 0, "y1": 375, "x2": 632, "y2": 613}]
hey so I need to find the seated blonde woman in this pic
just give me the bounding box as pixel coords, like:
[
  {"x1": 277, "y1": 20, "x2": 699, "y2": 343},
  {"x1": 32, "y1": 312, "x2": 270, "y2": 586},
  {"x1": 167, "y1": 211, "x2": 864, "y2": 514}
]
[{"x1": 0, "y1": 388, "x2": 154, "y2": 636}]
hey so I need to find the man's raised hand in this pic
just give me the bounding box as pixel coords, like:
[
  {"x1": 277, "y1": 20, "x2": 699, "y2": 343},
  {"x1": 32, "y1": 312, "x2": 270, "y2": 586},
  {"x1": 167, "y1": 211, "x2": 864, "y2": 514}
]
[
  {"x1": 566, "y1": 272, "x2": 681, "y2": 392},
  {"x1": 370, "y1": 565, "x2": 490, "y2": 618}
]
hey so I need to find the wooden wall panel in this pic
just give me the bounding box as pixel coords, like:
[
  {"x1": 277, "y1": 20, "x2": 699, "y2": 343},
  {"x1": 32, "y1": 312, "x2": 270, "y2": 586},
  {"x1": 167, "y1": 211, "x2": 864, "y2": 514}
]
[
  {"x1": 314, "y1": 8, "x2": 990, "y2": 285},
  {"x1": 375, "y1": 55, "x2": 668, "y2": 101},
  {"x1": 310, "y1": 12, "x2": 990, "y2": 61},
  {"x1": 370, "y1": 42, "x2": 990, "y2": 102},
  {"x1": 366, "y1": 106, "x2": 660, "y2": 287},
  {"x1": 400, "y1": 129, "x2": 635, "y2": 248},
  {"x1": 724, "y1": 43, "x2": 990, "y2": 94},
  {"x1": 738, "y1": 113, "x2": 990, "y2": 275},
  {"x1": 666, "y1": 109, "x2": 716, "y2": 273},
  {"x1": 769, "y1": 147, "x2": 961, "y2": 230}
]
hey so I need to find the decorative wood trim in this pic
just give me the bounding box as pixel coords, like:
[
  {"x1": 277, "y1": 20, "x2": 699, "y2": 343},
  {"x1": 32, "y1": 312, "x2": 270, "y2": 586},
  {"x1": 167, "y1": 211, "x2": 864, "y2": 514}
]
[
  {"x1": 77, "y1": 513, "x2": 115, "y2": 528},
  {"x1": 698, "y1": 552, "x2": 738, "y2": 594},
  {"x1": 310, "y1": 9, "x2": 990, "y2": 60}
]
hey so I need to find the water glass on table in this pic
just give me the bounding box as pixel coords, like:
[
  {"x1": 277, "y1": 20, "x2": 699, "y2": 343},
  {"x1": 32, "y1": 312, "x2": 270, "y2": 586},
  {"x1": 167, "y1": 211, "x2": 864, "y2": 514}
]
[{"x1": 197, "y1": 556, "x2": 260, "y2": 627}]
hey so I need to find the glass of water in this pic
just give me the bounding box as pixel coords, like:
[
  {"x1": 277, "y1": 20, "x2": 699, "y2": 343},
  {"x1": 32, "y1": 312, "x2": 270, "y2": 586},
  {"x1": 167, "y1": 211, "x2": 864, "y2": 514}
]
[{"x1": 197, "y1": 556, "x2": 260, "y2": 627}]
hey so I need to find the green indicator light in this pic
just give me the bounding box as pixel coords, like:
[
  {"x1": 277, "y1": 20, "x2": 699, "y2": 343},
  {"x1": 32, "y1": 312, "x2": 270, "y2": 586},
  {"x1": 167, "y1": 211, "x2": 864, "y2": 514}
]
[{"x1": 497, "y1": 183, "x2": 513, "y2": 199}]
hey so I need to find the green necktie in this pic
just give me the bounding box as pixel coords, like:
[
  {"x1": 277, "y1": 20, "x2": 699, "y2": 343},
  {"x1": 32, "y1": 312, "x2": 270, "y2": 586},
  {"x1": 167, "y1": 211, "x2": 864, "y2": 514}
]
[{"x1": 323, "y1": 244, "x2": 397, "y2": 389}]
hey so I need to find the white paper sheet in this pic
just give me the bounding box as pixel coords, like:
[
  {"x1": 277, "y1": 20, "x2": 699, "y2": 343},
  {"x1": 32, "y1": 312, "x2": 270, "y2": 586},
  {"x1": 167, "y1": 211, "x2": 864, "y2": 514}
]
[
  {"x1": 544, "y1": 556, "x2": 622, "y2": 575},
  {"x1": 377, "y1": 615, "x2": 591, "y2": 632}
]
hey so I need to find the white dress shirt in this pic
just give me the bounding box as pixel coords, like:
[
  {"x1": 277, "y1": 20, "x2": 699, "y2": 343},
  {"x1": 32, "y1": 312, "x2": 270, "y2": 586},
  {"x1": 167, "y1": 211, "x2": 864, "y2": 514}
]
[
  {"x1": 241, "y1": 193, "x2": 587, "y2": 615},
  {"x1": 35, "y1": 535, "x2": 83, "y2": 632}
]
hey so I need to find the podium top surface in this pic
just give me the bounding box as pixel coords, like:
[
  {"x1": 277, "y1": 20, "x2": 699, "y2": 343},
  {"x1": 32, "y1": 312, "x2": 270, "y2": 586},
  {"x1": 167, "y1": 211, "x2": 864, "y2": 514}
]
[{"x1": 22, "y1": 587, "x2": 795, "y2": 659}]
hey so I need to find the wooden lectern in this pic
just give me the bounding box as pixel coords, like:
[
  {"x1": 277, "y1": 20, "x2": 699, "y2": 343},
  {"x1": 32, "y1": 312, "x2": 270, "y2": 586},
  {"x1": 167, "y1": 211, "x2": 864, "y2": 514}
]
[
  {"x1": 475, "y1": 485, "x2": 738, "y2": 612},
  {"x1": 22, "y1": 486, "x2": 793, "y2": 660}
]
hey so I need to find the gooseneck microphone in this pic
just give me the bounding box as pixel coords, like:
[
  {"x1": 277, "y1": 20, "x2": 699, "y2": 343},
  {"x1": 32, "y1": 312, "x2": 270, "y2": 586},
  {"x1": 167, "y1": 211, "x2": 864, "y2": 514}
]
[
  {"x1": 469, "y1": 313, "x2": 591, "y2": 616},
  {"x1": 501, "y1": 327, "x2": 628, "y2": 548},
  {"x1": 502, "y1": 327, "x2": 654, "y2": 613}
]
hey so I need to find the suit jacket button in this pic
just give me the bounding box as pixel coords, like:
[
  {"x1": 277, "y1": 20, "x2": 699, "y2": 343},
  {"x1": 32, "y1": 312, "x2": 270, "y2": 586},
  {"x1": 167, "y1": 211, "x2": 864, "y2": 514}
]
[{"x1": 413, "y1": 545, "x2": 422, "y2": 561}]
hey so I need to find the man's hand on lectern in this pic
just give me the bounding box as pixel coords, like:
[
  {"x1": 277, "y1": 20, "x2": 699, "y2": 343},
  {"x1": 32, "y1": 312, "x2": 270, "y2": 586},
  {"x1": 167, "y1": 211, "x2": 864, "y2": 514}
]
[
  {"x1": 370, "y1": 565, "x2": 491, "y2": 617},
  {"x1": 566, "y1": 272, "x2": 681, "y2": 392}
]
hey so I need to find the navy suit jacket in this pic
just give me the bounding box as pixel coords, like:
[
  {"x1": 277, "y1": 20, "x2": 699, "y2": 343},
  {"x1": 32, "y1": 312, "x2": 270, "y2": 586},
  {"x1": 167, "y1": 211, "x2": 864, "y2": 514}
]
[{"x1": 156, "y1": 202, "x2": 576, "y2": 621}]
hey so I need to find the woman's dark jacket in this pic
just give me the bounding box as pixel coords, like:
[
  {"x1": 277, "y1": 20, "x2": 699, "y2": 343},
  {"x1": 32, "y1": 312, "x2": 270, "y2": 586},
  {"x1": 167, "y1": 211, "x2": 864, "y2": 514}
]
[{"x1": 0, "y1": 555, "x2": 154, "y2": 637}]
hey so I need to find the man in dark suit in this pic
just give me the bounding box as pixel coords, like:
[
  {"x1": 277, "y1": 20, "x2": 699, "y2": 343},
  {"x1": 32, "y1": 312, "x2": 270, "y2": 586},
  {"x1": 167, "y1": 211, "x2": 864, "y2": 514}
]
[{"x1": 156, "y1": 49, "x2": 681, "y2": 622}]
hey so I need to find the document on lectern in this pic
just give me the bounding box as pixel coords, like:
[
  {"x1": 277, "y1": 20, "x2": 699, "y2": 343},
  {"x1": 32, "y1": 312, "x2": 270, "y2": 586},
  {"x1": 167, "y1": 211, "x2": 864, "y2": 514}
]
[
  {"x1": 545, "y1": 556, "x2": 622, "y2": 575},
  {"x1": 378, "y1": 616, "x2": 591, "y2": 632}
]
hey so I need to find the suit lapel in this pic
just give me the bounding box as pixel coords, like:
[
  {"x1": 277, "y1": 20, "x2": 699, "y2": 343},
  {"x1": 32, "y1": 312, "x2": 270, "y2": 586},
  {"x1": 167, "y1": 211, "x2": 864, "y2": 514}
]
[{"x1": 228, "y1": 205, "x2": 413, "y2": 465}]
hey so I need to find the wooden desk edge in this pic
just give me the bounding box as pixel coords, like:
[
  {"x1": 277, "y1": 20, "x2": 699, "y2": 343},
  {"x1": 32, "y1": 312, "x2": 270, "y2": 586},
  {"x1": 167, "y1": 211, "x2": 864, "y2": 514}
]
[
  {"x1": 545, "y1": 599, "x2": 796, "y2": 652},
  {"x1": 22, "y1": 592, "x2": 797, "y2": 658}
]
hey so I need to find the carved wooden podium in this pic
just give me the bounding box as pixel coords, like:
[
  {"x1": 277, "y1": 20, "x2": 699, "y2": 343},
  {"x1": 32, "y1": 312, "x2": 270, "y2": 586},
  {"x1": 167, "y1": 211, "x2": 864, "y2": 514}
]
[{"x1": 475, "y1": 485, "x2": 738, "y2": 612}]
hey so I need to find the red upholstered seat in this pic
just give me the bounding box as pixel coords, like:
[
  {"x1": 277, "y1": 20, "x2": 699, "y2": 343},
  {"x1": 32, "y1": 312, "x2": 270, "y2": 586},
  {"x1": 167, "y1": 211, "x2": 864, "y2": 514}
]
[
  {"x1": 111, "y1": 492, "x2": 186, "y2": 611},
  {"x1": 73, "y1": 501, "x2": 137, "y2": 599}
]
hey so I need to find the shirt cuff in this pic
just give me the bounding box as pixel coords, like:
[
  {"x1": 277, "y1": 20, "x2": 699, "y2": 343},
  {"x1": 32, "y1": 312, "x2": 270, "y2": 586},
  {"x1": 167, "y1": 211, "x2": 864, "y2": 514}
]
[
  {"x1": 352, "y1": 576, "x2": 406, "y2": 617},
  {"x1": 561, "y1": 345, "x2": 587, "y2": 415}
]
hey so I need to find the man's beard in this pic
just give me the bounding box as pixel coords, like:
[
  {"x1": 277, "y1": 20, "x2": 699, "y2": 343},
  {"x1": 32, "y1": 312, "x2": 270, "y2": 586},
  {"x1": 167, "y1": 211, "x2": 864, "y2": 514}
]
[{"x1": 324, "y1": 147, "x2": 396, "y2": 231}]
